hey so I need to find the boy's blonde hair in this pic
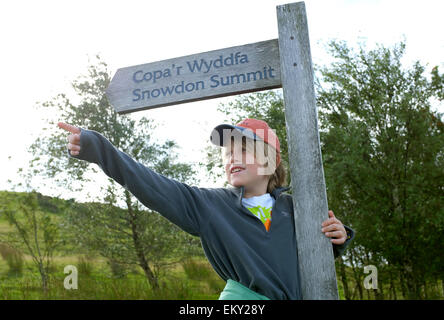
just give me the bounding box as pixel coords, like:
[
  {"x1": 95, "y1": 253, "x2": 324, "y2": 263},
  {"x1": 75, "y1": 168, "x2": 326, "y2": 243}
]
[{"x1": 267, "y1": 158, "x2": 287, "y2": 194}]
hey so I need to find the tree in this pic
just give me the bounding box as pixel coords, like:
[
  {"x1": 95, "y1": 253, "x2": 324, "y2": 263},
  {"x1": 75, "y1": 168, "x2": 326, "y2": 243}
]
[
  {"x1": 0, "y1": 191, "x2": 63, "y2": 293},
  {"x1": 316, "y1": 40, "x2": 443, "y2": 299},
  {"x1": 27, "y1": 56, "x2": 202, "y2": 289}
]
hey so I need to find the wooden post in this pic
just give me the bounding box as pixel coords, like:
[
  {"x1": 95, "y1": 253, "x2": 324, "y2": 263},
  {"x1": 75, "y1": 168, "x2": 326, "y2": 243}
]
[{"x1": 276, "y1": 2, "x2": 339, "y2": 299}]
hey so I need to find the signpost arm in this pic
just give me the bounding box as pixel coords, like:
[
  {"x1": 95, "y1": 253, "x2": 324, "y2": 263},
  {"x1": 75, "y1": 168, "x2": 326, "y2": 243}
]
[{"x1": 276, "y1": 1, "x2": 339, "y2": 299}]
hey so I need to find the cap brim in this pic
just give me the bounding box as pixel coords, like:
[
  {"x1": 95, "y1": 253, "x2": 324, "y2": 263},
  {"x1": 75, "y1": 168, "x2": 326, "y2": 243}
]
[{"x1": 210, "y1": 124, "x2": 262, "y2": 147}]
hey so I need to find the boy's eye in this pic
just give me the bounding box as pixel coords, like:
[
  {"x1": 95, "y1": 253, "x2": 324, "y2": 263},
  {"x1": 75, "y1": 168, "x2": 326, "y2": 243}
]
[
  {"x1": 226, "y1": 148, "x2": 246, "y2": 156},
  {"x1": 224, "y1": 144, "x2": 249, "y2": 160}
]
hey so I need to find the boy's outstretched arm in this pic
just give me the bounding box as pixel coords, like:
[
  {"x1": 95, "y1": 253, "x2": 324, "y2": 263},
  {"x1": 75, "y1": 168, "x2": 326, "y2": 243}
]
[{"x1": 58, "y1": 122, "x2": 207, "y2": 237}]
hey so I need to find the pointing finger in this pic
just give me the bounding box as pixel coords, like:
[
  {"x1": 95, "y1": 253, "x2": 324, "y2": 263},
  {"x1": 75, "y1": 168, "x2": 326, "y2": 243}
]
[{"x1": 58, "y1": 122, "x2": 80, "y2": 134}]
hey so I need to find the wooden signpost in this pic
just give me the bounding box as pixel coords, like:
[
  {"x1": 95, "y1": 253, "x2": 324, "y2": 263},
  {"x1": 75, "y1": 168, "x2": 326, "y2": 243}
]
[
  {"x1": 106, "y1": 1, "x2": 339, "y2": 300},
  {"x1": 106, "y1": 40, "x2": 281, "y2": 114}
]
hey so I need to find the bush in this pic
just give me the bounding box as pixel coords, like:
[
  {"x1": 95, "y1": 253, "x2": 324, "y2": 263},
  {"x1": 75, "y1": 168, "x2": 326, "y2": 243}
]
[
  {"x1": 77, "y1": 255, "x2": 94, "y2": 277},
  {"x1": 0, "y1": 243, "x2": 24, "y2": 276},
  {"x1": 182, "y1": 258, "x2": 211, "y2": 280},
  {"x1": 181, "y1": 258, "x2": 225, "y2": 297},
  {"x1": 107, "y1": 260, "x2": 128, "y2": 279}
]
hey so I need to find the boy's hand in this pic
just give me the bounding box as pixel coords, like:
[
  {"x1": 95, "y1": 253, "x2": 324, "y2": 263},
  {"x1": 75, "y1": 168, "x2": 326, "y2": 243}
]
[
  {"x1": 322, "y1": 210, "x2": 347, "y2": 245},
  {"x1": 58, "y1": 122, "x2": 81, "y2": 156}
]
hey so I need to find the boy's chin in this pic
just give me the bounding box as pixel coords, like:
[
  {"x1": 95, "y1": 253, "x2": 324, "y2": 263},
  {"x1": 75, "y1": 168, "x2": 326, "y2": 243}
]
[{"x1": 228, "y1": 179, "x2": 244, "y2": 188}]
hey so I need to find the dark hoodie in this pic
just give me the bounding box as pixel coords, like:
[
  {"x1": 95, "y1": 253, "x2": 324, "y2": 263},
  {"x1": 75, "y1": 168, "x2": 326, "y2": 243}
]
[{"x1": 69, "y1": 128, "x2": 355, "y2": 300}]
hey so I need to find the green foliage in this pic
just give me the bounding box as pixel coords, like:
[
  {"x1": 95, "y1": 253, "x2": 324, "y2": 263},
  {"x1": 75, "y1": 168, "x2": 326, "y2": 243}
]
[
  {"x1": 317, "y1": 39, "x2": 443, "y2": 298},
  {"x1": 107, "y1": 259, "x2": 129, "y2": 279},
  {"x1": 76, "y1": 255, "x2": 94, "y2": 277},
  {"x1": 181, "y1": 258, "x2": 225, "y2": 295},
  {"x1": 0, "y1": 268, "x2": 193, "y2": 300},
  {"x1": 0, "y1": 191, "x2": 64, "y2": 292},
  {"x1": 182, "y1": 258, "x2": 212, "y2": 280}
]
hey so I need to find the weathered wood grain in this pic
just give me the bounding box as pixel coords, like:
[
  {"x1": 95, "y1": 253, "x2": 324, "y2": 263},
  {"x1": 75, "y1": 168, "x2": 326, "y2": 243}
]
[{"x1": 277, "y1": 1, "x2": 339, "y2": 299}]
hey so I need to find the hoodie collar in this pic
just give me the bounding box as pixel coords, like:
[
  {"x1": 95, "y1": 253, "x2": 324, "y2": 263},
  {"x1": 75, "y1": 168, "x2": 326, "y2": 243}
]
[{"x1": 231, "y1": 185, "x2": 291, "y2": 207}]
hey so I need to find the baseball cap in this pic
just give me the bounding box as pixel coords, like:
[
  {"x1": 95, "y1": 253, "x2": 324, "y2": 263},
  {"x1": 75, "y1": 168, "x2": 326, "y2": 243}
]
[{"x1": 210, "y1": 118, "x2": 281, "y2": 166}]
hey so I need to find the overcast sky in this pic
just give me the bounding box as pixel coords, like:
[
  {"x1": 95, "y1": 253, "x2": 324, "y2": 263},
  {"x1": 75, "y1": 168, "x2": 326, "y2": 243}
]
[{"x1": 1, "y1": 0, "x2": 442, "y2": 201}]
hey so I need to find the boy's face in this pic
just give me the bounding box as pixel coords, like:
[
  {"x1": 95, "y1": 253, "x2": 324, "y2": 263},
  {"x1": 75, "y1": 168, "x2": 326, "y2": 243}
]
[{"x1": 223, "y1": 139, "x2": 269, "y2": 189}]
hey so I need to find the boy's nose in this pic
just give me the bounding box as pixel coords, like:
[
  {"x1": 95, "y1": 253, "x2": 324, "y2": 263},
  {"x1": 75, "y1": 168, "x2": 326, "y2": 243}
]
[{"x1": 230, "y1": 152, "x2": 244, "y2": 165}]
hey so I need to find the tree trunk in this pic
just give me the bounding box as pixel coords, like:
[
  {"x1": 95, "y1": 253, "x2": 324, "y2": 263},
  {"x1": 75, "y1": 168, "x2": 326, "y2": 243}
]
[
  {"x1": 389, "y1": 271, "x2": 397, "y2": 300},
  {"x1": 405, "y1": 269, "x2": 419, "y2": 299},
  {"x1": 339, "y1": 256, "x2": 351, "y2": 300},
  {"x1": 38, "y1": 261, "x2": 48, "y2": 295},
  {"x1": 125, "y1": 191, "x2": 159, "y2": 290},
  {"x1": 441, "y1": 278, "x2": 444, "y2": 298},
  {"x1": 423, "y1": 280, "x2": 428, "y2": 299},
  {"x1": 400, "y1": 272, "x2": 407, "y2": 299},
  {"x1": 349, "y1": 249, "x2": 363, "y2": 299},
  {"x1": 376, "y1": 279, "x2": 384, "y2": 300}
]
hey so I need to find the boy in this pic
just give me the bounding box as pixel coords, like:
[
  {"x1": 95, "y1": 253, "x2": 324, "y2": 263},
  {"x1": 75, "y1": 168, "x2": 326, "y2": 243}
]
[{"x1": 58, "y1": 118, "x2": 354, "y2": 300}]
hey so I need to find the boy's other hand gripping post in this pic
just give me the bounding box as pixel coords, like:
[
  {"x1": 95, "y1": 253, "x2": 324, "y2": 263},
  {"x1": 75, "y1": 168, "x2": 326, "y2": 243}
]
[{"x1": 321, "y1": 210, "x2": 347, "y2": 245}]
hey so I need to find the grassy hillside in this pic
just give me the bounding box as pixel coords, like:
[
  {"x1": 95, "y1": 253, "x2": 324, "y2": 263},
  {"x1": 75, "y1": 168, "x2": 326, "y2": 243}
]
[{"x1": 0, "y1": 190, "x2": 225, "y2": 299}]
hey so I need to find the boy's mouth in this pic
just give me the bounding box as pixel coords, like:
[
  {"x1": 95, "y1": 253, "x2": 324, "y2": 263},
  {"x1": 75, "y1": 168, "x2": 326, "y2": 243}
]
[{"x1": 230, "y1": 166, "x2": 246, "y2": 174}]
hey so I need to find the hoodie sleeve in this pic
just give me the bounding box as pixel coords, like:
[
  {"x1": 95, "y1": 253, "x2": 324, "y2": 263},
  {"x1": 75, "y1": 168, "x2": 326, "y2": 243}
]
[
  {"x1": 68, "y1": 128, "x2": 207, "y2": 237},
  {"x1": 333, "y1": 225, "x2": 355, "y2": 258}
]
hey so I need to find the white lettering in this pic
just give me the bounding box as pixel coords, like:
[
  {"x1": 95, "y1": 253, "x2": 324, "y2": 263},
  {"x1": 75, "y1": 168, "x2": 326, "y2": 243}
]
[
  {"x1": 364, "y1": 265, "x2": 378, "y2": 289},
  {"x1": 64, "y1": 265, "x2": 78, "y2": 290},
  {"x1": 179, "y1": 304, "x2": 213, "y2": 317},
  {"x1": 223, "y1": 304, "x2": 265, "y2": 315}
]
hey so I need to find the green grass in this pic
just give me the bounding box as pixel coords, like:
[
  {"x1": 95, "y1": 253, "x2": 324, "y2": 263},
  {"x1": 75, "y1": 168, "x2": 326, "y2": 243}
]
[
  {"x1": 0, "y1": 255, "x2": 225, "y2": 300},
  {"x1": 0, "y1": 198, "x2": 225, "y2": 300}
]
